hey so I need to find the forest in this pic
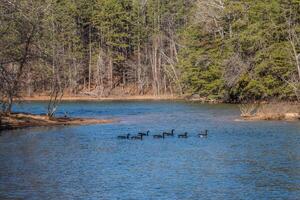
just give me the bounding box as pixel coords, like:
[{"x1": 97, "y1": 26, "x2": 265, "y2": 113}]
[{"x1": 0, "y1": 0, "x2": 300, "y2": 113}]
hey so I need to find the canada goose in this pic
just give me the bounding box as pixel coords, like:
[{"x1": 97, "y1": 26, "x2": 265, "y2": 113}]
[
  {"x1": 198, "y1": 130, "x2": 208, "y2": 137},
  {"x1": 178, "y1": 132, "x2": 188, "y2": 138},
  {"x1": 64, "y1": 112, "x2": 69, "y2": 118},
  {"x1": 138, "y1": 130, "x2": 150, "y2": 136},
  {"x1": 153, "y1": 132, "x2": 165, "y2": 139},
  {"x1": 131, "y1": 134, "x2": 143, "y2": 140},
  {"x1": 164, "y1": 129, "x2": 175, "y2": 136},
  {"x1": 117, "y1": 134, "x2": 130, "y2": 139}
]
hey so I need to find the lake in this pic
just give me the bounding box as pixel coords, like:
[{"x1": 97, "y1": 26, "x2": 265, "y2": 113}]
[{"x1": 0, "y1": 101, "x2": 299, "y2": 199}]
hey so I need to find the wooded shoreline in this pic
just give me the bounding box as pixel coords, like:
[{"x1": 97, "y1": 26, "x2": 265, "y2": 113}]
[
  {"x1": 1, "y1": 1, "x2": 299, "y2": 114},
  {"x1": 1, "y1": 1, "x2": 299, "y2": 117}
]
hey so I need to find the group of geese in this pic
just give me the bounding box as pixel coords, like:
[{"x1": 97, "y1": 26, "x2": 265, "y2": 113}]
[{"x1": 117, "y1": 129, "x2": 208, "y2": 140}]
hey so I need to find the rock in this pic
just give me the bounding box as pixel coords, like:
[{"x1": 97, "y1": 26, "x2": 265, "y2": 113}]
[{"x1": 190, "y1": 94, "x2": 200, "y2": 100}]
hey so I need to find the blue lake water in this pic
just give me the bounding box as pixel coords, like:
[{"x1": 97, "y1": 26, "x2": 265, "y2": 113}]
[{"x1": 0, "y1": 101, "x2": 299, "y2": 200}]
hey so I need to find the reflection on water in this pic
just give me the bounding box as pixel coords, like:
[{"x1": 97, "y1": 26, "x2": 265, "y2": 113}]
[{"x1": 0, "y1": 101, "x2": 300, "y2": 199}]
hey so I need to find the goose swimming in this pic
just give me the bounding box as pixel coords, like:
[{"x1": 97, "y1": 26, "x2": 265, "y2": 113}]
[
  {"x1": 164, "y1": 129, "x2": 175, "y2": 136},
  {"x1": 198, "y1": 130, "x2": 208, "y2": 137},
  {"x1": 178, "y1": 132, "x2": 188, "y2": 138},
  {"x1": 117, "y1": 134, "x2": 130, "y2": 139},
  {"x1": 138, "y1": 130, "x2": 150, "y2": 136},
  {"x1": 131, "y1": 134, "x2": 144, "y2": 140},
  {"x1": 153, "y1": 132, "x2": 165, "y2": 139}
]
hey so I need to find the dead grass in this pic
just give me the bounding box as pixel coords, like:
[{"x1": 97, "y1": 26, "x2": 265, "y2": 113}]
[{"x1": 240, "y1": 102, "x2": 300, "y2": 121}]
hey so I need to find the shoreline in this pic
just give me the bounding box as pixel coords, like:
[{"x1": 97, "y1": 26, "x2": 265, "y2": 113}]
[
  {"x1": 0, "y1": 113, "x2": 117, "y2": 131},
  {"x1": 20, "y1": 95, "x2": 183, "y2": 101},
  {"x1": 19, "y1": 95, "x2": 225, "y2": 104}
]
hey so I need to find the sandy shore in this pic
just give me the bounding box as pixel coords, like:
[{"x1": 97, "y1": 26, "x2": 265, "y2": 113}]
[
  {"x1": 21, "y1": 95, "x2": 182, "y2": 101},
  {"x1": 0, "y1": 113, "x2": 117, "y2": 131}
]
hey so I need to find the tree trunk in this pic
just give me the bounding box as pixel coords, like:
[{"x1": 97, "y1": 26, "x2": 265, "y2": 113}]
[
  {"x1": 88, "y1": 25, "x2": 92, "y2": 91},
  {"x1": 291, "y1": 41, "x2": 300, "y2": 80},
  {"x1": 109, "y1": 56, "x2": 113, "y2": 89},
  {"x1": 137, "y1": 43, "x2": 142, "y2": 94},
  {"x1": 5, "y1": 96, "x2": 13, "y2": 114}
]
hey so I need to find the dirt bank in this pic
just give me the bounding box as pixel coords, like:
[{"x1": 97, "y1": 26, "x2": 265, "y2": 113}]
[{"x1": 0, "y1": 113, "x2": 117, "y2": 131}]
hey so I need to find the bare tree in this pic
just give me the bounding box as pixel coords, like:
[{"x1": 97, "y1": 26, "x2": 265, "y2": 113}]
[
  {"x1": 223, "y1": 54, "x2": 250, "y2": 88},
  {"x1": 194, "y1": 0, "x2": 225, "y2": 38},
  {"x1": 0, "y1": 0, "x2": 49, "y2": 113},
  {"x1": 287, "y1": 17, "x2": 300, "y2": 81},
  {"x1": 284, "y1": 5, "x2": 300, "y2": 100},
  {"x1": 47, "y1": 73, "x2": 66, "y2": 118},
  {"x1": 0, "y1": 64, "x2": 23, "y2": 113},
  {"x1": 95, "y1": 48, "x2": 106, "y2": 96}
]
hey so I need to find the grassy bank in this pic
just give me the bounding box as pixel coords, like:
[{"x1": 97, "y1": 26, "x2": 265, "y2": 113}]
[{"x1": 239, "y1": 103, "x2": 300, "y2": 121}]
